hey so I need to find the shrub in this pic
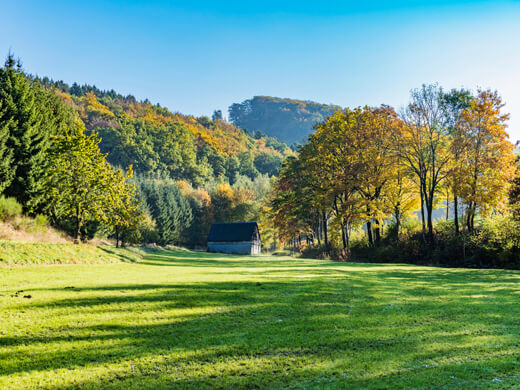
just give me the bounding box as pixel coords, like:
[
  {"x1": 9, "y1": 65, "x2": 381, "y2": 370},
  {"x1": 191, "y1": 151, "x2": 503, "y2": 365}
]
[
  {"x1": 25, "y1": 214, "x2": 50, "y2": 234},
  {"x1": 300, "y1": 244, "x2": 330, "y2": 260},
  {"x1": 0, "y1": 196, "x2": 23, "y2": 221},
  {"x1": 34, "y1": 214, "x2": 49, "y2": 227}
]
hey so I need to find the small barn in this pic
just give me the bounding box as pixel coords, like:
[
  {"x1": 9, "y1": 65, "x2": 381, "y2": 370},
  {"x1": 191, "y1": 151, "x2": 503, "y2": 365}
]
[{"x1": 207, "y1": 222, "x2": 261, "y2": 255}]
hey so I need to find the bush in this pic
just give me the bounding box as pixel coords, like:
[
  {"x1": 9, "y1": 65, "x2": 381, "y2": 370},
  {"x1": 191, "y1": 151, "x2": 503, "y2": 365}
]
[
  {"x1": 300, "y1": 244, "x2": 330, "y2": 259},
  {"x1": 34, "y1": 214, "x2": 49, "y2": 227},
  {"x1": 347, "y1": 215, "x2": 520, "y2": 269},
  {"x1": 25, "y1": 214, "x2": 50, "y2": 234},
  {"x1": 0, "y1": 196, "x2": 23, "y2": 221}
]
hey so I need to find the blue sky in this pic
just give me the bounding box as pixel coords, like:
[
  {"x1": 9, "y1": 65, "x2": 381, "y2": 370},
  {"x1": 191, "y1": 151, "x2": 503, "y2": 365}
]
[{"x1": 2, "y1": 0, "x2": 520, "y2": 140}]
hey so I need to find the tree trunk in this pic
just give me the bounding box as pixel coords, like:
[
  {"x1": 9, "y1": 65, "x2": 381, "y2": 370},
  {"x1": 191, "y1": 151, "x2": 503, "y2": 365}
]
[
  {"x1": 420, "y1": 188, "x2": 426, "y2": 235},
  {"x1": 366, "y1": 220, "x2": 373, "y2": 246},
  {"x1": 374, "y1": 219, "x2": 381, "y2": 244},
  {"x1": 341, "y1": 223, "x2": 347, "y2": 249},
  {"x1": 446, "y1": 192, "x2": 449, "y2": 220},
  {"x1": 115, "y1": 226, "x2": 120, "y2": 248},
  {"x1": 394, "y1": 206, "x2": 401, "y2": 240},
  {"x1": 74, "y1": 206, "x2": 81, "y2": 244},
  {"x1": 316, "y1": 214, "x2": 321, "y2": 246},
  {"x1": 344, "y1": 223, "x2": 351, "y2": 260},
  {"x1": 344, "y1": 223, "x2": 350, "y2": 247},
  {"x1": 322, "y1": 211, "x2": 329, "y2": 251},
  {"x1": 366, "y1": 205, "x2": 373, "y2": 246},
  {"x1": 426, "y1": 198, "x2": 434, "y2": 244},
  {"x1": 466, "y1": 203, "x2": 474, "y2": 232},
  {"x1": 454, "y1": 195, "x2": 459, "y2": 235}
]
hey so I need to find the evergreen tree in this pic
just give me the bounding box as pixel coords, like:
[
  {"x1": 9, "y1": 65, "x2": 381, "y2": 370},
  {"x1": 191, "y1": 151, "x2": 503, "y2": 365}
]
[
  {"x1": 238, "y1": 152, "x2": 259, "y2": 180},
  {"x1": 138, "y1": 181, "x2": 193, "y2": 245},
  {"x1": 0, "y1": 55, "x2": 54, "y2": 205},
  {"x1": 212, "y1": 110, "x2": 223, "y2": 121},
  {"x1": 0, "y1": 99, "x2": 13, "y2": 193}
]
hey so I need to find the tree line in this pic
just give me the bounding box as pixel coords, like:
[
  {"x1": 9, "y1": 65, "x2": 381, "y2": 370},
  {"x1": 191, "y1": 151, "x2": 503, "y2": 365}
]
[
  {"x1": 0, "y1": 55, "x2": 140, "y2": 243},
  {"x1": 270, "y1": 84, "x2": 519, "y2": 267},
  {"x1": 38, "y1": 77, "x2": 291, "y2": 186},
  {"x1": 0, "y1": 55, "x2": 275, "y2": 246},
  {"x1": 229, "y1": 96, "x2": 339, "y2": 145}
]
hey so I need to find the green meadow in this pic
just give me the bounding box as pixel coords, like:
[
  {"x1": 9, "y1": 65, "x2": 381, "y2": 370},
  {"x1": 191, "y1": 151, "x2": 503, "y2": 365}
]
[{"x1": 1, "y1": 248, "x2": 520, "y2": 389}]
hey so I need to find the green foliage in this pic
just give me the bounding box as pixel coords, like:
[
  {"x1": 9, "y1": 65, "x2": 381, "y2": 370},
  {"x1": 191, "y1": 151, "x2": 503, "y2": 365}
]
[
  {"x1": 237, "y1": 152, "x2": 259, "y2": 180},
  {"x1": 0, "y1": 56, "x2": 283, "y2": 246},
  {"x1": 138, "y1": 180, "x2": 193, "y2": 245},
  {"x1": 0, "y1": 99, "x2": 13, "y2": 193},
  {"x1": 26, "y1": 214, "x2": 49, "y2": 234},
  {"x1": 344, "y1": 214, "x2": 520, "y2": 269},
  {"x1": 37, "y1": 78, "x2": 291, "y2": 187},
  {"x1": 224, "y1": 155, "x2": 240, "y2": 184},
  {"x1": 0, "y1": 55, "x2": 76, "y2": 207},
  {"x1": 254, "y1": 152, "x2": 283, "y2": 176},
  {"x1": 39, "y1": 129, "x2": 108, "y2": 241},
  {"x1": 38, "y1": 126, "x2": 138, "y2": 243},
  {"x1": 0, "y1": 57, "x2": 70, "y2": 205},
  {"x1": 0, "y1": 55, "x2": 44, "y2": 204},
  {"x1": 0, "y1": 195, "x2": 22, "y2": 221},
  {"x1": 33, "y1": 214, "x2": 48, "y2": 227},
  {"x1": 229, "y1": 96, "x2": 339, "y2": 144}
]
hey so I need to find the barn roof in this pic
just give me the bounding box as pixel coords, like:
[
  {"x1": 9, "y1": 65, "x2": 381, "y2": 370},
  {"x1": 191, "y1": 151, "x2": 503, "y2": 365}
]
[{"x1": 207, "y1": 222, "x2": 259, "y2": 242}]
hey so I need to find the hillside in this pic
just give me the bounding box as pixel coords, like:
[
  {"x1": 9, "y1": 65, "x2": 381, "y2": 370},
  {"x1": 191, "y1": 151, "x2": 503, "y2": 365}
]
[
  {"x1": 0, "y1": 241, "x2": 145, "y2": 264},
  {"x1": 229, "y1": 96, "x2": 340, "y2": 145},
  {"x1": 37, "y1": 79, "x2": 293, "y2": 186}
]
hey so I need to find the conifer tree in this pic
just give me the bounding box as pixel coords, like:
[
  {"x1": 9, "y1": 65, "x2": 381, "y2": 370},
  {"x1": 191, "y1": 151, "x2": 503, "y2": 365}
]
[
  {"x1": 0, "y1": 55, "x2": 56, "y2": 205},
  {"x1": 0, "y1": 99, "x2": 13, "y2": 193}
]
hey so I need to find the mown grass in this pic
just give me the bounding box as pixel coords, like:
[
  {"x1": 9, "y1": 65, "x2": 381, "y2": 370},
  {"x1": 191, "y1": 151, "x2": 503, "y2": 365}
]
[
  {"x1": 0, "y1": 241, "x2": 147, "y2": 264},
  {"x1": 1, "y1": 249, "x2": 520, "y2": 389}
]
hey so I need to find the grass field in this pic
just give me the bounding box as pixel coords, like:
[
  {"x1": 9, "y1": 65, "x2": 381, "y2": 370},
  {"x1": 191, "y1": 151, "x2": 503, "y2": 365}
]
[
  {"x1": 0, "y1": 241, "x2": 146, "y2": 265},
  {"x1": 1, "y1": 249, "x2": 520, "y2": 389}
]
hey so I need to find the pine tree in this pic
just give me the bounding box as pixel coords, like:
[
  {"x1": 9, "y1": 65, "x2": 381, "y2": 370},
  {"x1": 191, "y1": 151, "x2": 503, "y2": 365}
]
[
  {"x1": 0, "y1": 99, "x2": 13, "y2": 193},
  {"x1": 0, "y1": 55, "x2": 50, "y2": 205}
]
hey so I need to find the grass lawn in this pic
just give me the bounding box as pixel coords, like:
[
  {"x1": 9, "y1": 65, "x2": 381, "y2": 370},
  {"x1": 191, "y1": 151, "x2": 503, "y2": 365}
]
[{"x1": 1, "y1": 249, "x2": 520, "y2": 389}]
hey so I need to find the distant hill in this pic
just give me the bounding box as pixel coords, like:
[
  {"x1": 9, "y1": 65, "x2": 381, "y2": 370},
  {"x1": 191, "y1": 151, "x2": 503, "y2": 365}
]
[
  {"x1": 229, "y1": 96, "x2": 340, "y2": 145},
  {"x1": 36, "y1": 79, "x2": 293, "y2": 186}
]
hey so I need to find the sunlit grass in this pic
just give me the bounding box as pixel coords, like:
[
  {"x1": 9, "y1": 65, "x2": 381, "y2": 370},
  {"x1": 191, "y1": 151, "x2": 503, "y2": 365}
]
[
  {"x1": 1, "y1": 249, "x2": 520, "y2": 389},
  {"x1": 0, "y1": 241, "x2": 146, "y2": 264}
]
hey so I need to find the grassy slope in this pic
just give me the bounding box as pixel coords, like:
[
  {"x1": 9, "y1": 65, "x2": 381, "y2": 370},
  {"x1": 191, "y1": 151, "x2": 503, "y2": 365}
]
[
  {"x1": 0, "y1": 241, "x2": 146, "y2": 265},
  {"x1": 1, "y1": 250, "x2": 520, "y2": 389}
]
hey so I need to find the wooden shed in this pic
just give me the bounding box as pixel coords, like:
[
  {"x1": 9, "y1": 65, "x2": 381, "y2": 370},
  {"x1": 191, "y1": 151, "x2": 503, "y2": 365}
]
[{"x1": 207, "y1": 222, "x2": 261, "y2": 255}]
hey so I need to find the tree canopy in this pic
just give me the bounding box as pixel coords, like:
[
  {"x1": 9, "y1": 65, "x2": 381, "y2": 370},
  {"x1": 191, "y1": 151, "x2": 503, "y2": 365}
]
[{"x1": 229, "y1": 96, "x2": 339, "y2": 145}]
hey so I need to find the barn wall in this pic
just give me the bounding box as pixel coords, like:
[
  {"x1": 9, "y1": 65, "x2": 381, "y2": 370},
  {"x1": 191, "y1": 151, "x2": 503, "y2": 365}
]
[
  {"x1": 251, "y1": 240, "x2": 261, "y2": 255},
  {"x1": 208, "y1": 241, "x2": 254, "y2": 255}
]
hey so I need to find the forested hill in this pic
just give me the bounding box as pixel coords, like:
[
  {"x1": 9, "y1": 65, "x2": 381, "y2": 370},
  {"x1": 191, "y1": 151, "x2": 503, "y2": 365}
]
[
  {"x1": 229, "y1": 96, "x2": 340, "y2": 145},
  {"x1": 37, "y1": 78, "x2": 293, "y2": 186}
]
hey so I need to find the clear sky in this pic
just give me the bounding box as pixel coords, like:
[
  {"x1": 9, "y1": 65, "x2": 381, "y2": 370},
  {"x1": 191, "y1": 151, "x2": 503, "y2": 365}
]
[{"x1": 2, "y1": 0, "x2": 520, "y2": 140}]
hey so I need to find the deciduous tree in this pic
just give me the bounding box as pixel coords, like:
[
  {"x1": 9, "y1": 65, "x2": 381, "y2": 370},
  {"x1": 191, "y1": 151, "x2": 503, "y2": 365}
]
[{"x1": 457, "y1": 89, "x2": 515, "y2": 231}]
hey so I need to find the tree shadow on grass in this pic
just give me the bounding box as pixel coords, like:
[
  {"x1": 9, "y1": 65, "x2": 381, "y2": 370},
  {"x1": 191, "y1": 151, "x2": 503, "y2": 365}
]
[
  {"x1": 97, "y1": 246, "x2": 141, "y2": 263},
  {"x1": 139, "y1": 250, "x2": 398, "y2": 269},
  {"x1": 2, "y1": 264, "x2": 520, "y2": 389}
]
